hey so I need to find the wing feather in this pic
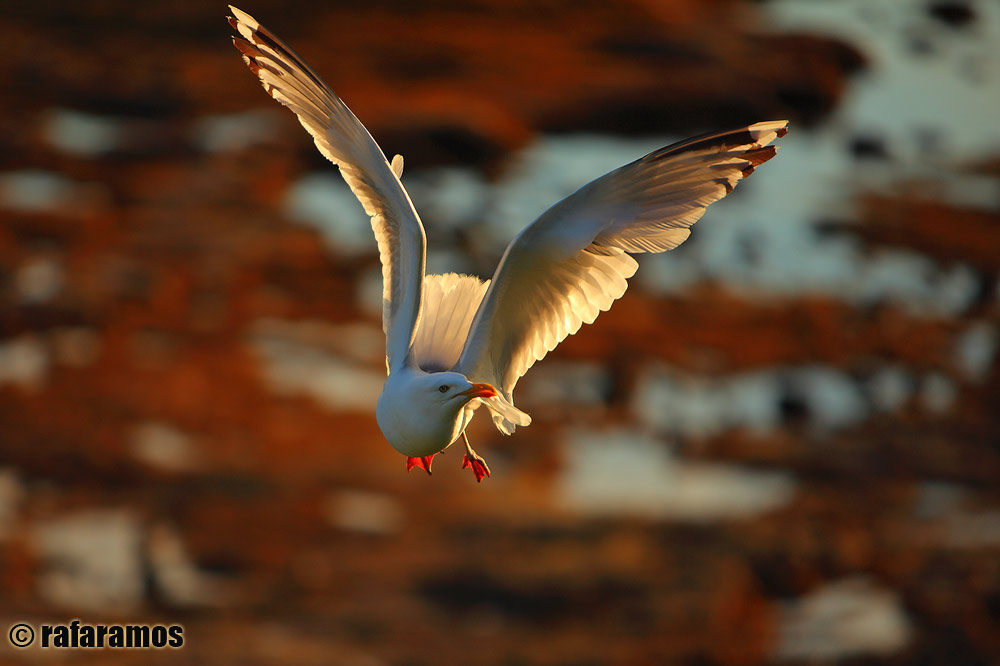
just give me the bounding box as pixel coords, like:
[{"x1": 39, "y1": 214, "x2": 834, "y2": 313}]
[{"x1": 410, "y1": 274, "x2": 490, "y2": 373}]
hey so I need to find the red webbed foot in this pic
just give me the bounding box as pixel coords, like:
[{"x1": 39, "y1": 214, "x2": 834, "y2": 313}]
[
  {"x1": 462, "y1": 453, "x2": 491, "y2": 482},
  {"x1": 405, "y1": 454, "x2": 435, "y2": 475}
]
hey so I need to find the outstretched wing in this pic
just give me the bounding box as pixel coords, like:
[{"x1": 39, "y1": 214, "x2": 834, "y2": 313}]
[
  {"x1": 455, "y1": 121, "x2": 788, "y2": 432},
  {"x1": 229, "y1": 6, "x2": 425, "y2": 372}
]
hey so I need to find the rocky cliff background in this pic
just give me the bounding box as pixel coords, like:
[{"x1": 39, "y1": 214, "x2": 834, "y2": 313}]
[{"x1": 1, "y1": 0, "x2": 998, "y2": 664}]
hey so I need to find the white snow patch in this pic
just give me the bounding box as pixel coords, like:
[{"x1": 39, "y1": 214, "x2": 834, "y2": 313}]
[
  {"x1": 15, "y1": 257, "x2": 63, "y2": 304},
  {"x1": 250, "y1": 324, "x2": 384, "y2": 411},
  {"x1": 920, "y1": 372, "x2": 958, "y2": 414},
  {"x1": 867, "y1": 366, "x2": 913, "y2": 412},
  {"x1": 851, "y1": 251, "x2": 977, "y2": 316},
  {"x1": 777, "y1": 577, "x2": 911, "y2": 660},
  {"x1": 953, "y1": 321, "x2": 998, "y2": 383},
  {"x1": 130, "y1": 422, "x2": 200, "y2": 472},
  {"x1": 789, "y1": 366, "x2": 868, "y2": 430},
  {"x1": 284, "y1": 173, "x2": 374, "y2": 256},
  {"x1": 33, "y1": 510, "x2": 144, "y2": 612},
  {"x1": 556, "y1": 429, "x2": 795, "y2": 521},
  {"x1": 44, "y1": 108, "x2": 124, "y2": 156},
  {"x1": 193, "y1": 110, "x2": 278, "y2": 153},
  {"x1": 928, "y1": 263, "x2": 980, "y2": 316},
  {"x1": 636, "y1": 251, "x2": 702, "y2": 295},
  {"x1": 251, "y1": 318, "x2": 385, "y2": 365},
  {"x1": 148, "y1": 524, "x2": 230, "y2": 607},
  {"x1": 0, "y1": 336, "x2": 49, "y2": 390},
  {"x1": 519, "y1": 361, "x2": 611, "y2": 408},
  {"x1": 632, "y1": 362, "x2": 946, "y2": 435},
  {"x1": 402, "y1": 166, "x2": 491, "y2": 232},
  {"x1": 632, "y1": 367, "x2": 780, "y2": 437},
  {"x1": 0, "y1": 170, "x2": 83, "y2": 213}
]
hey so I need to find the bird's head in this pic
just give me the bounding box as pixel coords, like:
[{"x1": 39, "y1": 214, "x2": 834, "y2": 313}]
[{"x1": 375, "y1": 370, "x2": 497, "y2": 458}]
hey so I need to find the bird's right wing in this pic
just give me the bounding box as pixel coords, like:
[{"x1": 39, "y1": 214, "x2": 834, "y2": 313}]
[
  {"x1": 456, "y1": 121, "x2": 788, "y2": 433},
  {"x1": 229, "y1": 6, "x2": 426, "y2": 373}
]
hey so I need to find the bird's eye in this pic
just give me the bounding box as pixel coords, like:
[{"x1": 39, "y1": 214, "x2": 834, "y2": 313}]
[{"x1": 438, "y1": 385, "x2": 449, "y2": 393}]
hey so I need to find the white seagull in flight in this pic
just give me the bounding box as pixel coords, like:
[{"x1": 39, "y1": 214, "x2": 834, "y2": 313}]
[{"x1": 228, "y1": 6, "x2": 787, "y2": 482}]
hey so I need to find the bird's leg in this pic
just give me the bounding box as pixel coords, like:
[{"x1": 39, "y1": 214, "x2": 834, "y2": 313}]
[{"x1": 461, "y1": 431, "x2": 490, "y2": 482}]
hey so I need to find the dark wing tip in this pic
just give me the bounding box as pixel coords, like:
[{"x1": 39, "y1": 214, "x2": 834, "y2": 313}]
[
  {"x1": 643, "y1": 120, "x2": 787, "y2": 165},
  {"x1": 232, "y1": 35, "x2": 255, "y2": 57},
  {"x1": 746, "y1": 144, "x2": 779, "y2": 167}
]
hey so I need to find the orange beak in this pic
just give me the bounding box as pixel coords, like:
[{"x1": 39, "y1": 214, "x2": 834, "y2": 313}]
[{"x1": 458, "y1": 382, "x2": 497, "y2": 400}]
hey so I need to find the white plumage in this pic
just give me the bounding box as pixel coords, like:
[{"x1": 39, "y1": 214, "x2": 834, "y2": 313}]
[
  {"x1": 411, "y1": 273, "x2": 490, "y2": 373},
  {"x1": 229, "y1": 6, "x2": 787, "y2": 481}
]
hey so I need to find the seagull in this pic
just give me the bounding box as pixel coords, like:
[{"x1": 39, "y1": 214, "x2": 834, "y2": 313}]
[{"x1": 228, "y1": 6, "x2": 787, "y2": 482}]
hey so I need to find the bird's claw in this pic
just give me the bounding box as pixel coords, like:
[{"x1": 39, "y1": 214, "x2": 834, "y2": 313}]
[
  {"x1": 405, "y1": 454, "x2": 435, "y2": 475},
  {"x1": 462, "y1": 453, "x2": 491, "y2": 482}
]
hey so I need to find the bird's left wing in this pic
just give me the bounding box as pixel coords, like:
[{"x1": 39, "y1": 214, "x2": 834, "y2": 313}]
[
  {"x1": 455, "y1": 121, "x2": 788, "y2": 433},
  {"x1": 229, "y1": 6, "x2": 425, "y2": 372}
]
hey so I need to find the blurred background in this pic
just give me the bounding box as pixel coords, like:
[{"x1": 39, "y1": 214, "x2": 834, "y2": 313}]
[{"x1": 1, "y1": 0, "x2": 999, "y2": 663}]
